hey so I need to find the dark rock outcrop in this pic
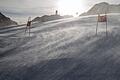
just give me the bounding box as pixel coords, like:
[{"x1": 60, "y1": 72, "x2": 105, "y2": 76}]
[{"x1": 0, "y1": 12, "x2": 17, "y2": 26}]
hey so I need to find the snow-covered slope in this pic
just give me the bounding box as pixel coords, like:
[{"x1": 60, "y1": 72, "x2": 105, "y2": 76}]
[{"x1": 0, "y1": 14, "x2": 120, "y2": 80}]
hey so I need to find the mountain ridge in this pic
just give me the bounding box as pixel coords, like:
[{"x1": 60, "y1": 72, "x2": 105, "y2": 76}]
[
  {"x1": 32, "y1": 15, "x2": 73, "y2": 22},
  {"x1": 81, "y1": 2, "x2": 120, "y2": 16}
]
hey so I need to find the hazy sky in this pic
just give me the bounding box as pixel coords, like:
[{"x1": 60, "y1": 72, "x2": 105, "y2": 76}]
[
  {"x1": 0, "y1": 0, "x2": 120, "y2": 23},
  {"x1": 0, "y1": 0, "x2": 58, "y2": 16}
]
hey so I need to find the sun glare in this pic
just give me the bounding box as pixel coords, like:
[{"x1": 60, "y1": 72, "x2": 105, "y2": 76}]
[{"x1": 57, "y1": 0, "x2": 86, "y2": 17}]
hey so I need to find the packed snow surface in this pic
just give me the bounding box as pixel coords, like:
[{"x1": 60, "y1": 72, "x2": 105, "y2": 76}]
[{"x1": 0, "y1": 14, "x2": 120, "y2": 80}]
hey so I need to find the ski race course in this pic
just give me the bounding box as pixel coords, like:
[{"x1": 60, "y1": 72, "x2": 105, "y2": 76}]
[{"x1": 0, "y1": 14, "x2": 120, "y2": 80}]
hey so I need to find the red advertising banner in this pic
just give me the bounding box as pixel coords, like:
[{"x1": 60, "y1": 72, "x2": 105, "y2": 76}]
[{"x1": 98, "y1": 15, "x2": 107, "y2": 22}]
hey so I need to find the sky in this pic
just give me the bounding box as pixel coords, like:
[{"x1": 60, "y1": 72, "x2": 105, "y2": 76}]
[{"x1": 0, "y1": 0, "x2": 120, "y2": 23}]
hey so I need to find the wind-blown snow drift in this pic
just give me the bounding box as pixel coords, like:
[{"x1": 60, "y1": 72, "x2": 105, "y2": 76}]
[{"x1": 0, "y1": 14, "x2": 120, "y2": 80}]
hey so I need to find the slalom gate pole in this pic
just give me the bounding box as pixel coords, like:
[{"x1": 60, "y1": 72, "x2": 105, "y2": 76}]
[{"x1": 96, "y1": 14, "x2": 99, "y2": 36}]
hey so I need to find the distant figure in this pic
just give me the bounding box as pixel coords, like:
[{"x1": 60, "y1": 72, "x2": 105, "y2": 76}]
[
  {"x1": 55, "y1": 10, "x2": 58, "y2": 15},
  {"x1": 25, "y1": 17, "x2": 32, "y2": 35},
  {"x1": 76, "y1": 12, "x2": 78, "y2": 15}
]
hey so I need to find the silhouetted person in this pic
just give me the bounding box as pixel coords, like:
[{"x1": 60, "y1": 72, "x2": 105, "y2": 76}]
[
  {"x1": 25, "y1": 17, "x2": 32, "y2": 36},
  {"x1": 55, "y1": 10, "x2": 58, "y2": 15},
  {"x1": 76, "y1": 12, "x2": 78, "y2": 15}
]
